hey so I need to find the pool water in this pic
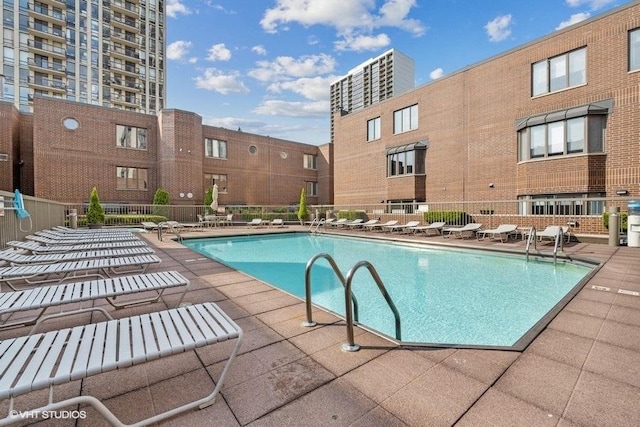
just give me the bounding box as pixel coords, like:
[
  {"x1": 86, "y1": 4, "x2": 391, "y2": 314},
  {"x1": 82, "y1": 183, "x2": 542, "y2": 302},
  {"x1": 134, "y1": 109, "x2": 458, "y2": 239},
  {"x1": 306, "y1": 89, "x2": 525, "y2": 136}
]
[{"x1": 183, "y1": 233, "x2": 594, "y2": 348}]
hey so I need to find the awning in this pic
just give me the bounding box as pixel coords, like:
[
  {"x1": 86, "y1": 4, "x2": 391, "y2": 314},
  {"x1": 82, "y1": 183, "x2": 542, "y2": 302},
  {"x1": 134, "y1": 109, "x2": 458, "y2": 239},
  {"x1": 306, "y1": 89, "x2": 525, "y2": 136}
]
[
  {"x1": 386, "y1": 140, "x2": 428, "y2": 155},
  {"x1": 515, "y1": 99, "x2": 613, "y2": 131}
]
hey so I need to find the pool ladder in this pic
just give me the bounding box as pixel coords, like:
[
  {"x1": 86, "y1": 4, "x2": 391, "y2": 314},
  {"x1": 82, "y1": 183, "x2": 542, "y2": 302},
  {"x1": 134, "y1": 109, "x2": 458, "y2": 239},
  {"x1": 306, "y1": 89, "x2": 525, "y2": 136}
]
[
  {"x1": 525, "y1": 226, "x2": 562, "y2": 265},
  {"x1": 302, "y1": 253, "x2": 401, "y2": 352},
  {"x1": 308, "y1": 218, "x2": 324, "y2": 234}
]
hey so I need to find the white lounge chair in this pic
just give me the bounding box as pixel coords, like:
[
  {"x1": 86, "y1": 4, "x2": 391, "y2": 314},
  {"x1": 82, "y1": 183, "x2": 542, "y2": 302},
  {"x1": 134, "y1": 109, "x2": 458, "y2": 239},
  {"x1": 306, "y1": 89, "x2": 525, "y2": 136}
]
[
  {"x1": 343, "y1": 219, "x2": 363, "y2": 228},
  {"x1": 363, "y1": 220, "x2": 399, "y2": 232},
  {"x1": 535, "y1": 225, "x2": 564, "y2": 243},
  {"x1": 6, "y1": 239, "x2": 148, "y2": 254},
  {"x1": 443, "y1": 223, "x2": 483, "y2": 239},
  {"x1": 322, "y1": 218, "x2": 336, "y2": 227},
  {"x1": 477, "y1": 224, "x2": 518, "y2": 242},
  {"x1": 0, "y1": 271, "x2": 190, "y2": 333},
  {"x1": 36, "y1": 230, "x2": 134, "y2": 239},
  {"x1": 0, "y1": 254, "x2": 162, "y2": 290},
  {"x1": 327, "y1": 218, "x2": 348, "y2": 227},
  {"x1": 385, "y1": 220, "x2": 421, "y2": 233},
  {"x1": 0, "y1": 247, "x2": 155, "y2": 265},
  {"x1": 25, "y1": 233, "x2": 140, "y2": 246},
  {"x1": 350, "y1": 219, "x2": 378, "y2": 229},
  {"x1": 0, "y1": 302, "x2": 242, "y2": 426},
  {"x1": 411, "y1": 221, "x2": 446, "y2": 236},
  {"x1": 247, "y1": 218, "x2": 265, "y2": 227},
  {"x1": 270, "y1": 218, "x2": 285, "y2": 228}
]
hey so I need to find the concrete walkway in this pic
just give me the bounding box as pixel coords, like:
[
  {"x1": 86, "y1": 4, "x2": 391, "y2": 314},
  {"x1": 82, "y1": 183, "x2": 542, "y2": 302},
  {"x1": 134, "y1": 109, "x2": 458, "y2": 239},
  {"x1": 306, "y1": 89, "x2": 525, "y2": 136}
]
[{"x1": 1, "y1": 226, "x2": 638, "y2": 426}]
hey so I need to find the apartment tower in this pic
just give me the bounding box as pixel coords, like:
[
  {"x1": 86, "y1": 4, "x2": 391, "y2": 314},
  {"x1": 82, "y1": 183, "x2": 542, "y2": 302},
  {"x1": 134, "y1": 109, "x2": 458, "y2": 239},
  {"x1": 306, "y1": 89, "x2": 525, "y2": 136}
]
[
  {"x1": 1, "y1": 0, "x2": 165, "y2": 113},
  {"x1": 329, "y1": 48, "x2": 414, "y2": 142}
]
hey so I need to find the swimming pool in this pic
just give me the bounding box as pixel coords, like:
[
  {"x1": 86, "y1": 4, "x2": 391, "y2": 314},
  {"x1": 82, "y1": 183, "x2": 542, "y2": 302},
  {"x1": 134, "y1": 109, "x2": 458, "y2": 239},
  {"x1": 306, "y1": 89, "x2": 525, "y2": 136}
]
[{"x1": 183, "y1": 233, "x2": 596, "y2": 349}]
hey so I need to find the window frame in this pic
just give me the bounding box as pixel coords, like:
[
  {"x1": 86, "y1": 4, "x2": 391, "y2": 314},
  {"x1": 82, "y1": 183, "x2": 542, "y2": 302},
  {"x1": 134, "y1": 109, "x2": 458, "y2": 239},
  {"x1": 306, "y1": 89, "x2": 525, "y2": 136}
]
[
  {"x1": 116, "y1": 166, "x2": 148, "y2": 190},
  {"x1": 306, "y1": 181, "x2": 318, "y2": 197},
  {"x1": 629, "y1": 28, "x2": 640, "y2": 72},
  {"x1": 204, "y1": 173, "x2": 228, "y2": 193},
  {"x1": 303, "y1": 154, "x2": 317, "y2": 170},
  {"x1": 393, "y1": 104, "x2": 418, "y2": 134},
  {"x1": 387, "y1": 148, "x2": 425, "y2": 177},
  {"x1": 116, "y1": 124, "x2": 147, "y2": 150},
  {"x1": 367, "y1": 117, "x2": 381, "y2": 141},
  {"x1": 204, "y1": 138, "x2": 227, "y2": 159},
  {"x1": 532, "y1": 47, "x2": 586, "y2": 96}
]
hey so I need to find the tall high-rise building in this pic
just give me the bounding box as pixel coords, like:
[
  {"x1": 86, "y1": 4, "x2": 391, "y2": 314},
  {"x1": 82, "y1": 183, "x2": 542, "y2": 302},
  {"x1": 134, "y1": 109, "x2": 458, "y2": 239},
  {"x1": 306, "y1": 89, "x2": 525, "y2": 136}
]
[
  {"x1": 1, "y1": 0, "x2": 165, "y2": 114},
  {"x1": 329, "y1": 49, "x2": 414, "y2": 142}
]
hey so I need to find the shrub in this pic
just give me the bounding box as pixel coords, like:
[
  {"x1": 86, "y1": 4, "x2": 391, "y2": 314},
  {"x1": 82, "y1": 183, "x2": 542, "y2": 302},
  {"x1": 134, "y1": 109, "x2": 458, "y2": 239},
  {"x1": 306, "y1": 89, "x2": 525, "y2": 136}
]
[
  {"x1": 602, "y1": 211, "x2": 628, "y2": 231},
  {"x1": 152, "y1": 188, "x2": 170, "y2": 217},
  {"x1": 86, "y1": 187, "x2": 105, "y2": 225},
  {"x1": 204, "y1": 187, "x2": 213, "y2": 214},
  {"x1": 424, "y1": 210, "x2": 471, "y2": 225},
  {"x1": 297, "y1": 188, "x2": 308, "y2": 224},
  {"x1": 337, "y1": 210, "x2": 367, "y2": 220}
]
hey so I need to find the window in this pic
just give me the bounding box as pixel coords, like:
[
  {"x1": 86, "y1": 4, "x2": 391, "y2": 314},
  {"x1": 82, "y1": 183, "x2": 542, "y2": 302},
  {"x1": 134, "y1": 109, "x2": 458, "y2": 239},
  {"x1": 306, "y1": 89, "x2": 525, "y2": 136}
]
[
  {"x1": 306, "y1": 182, "x2": 318, "y2": 197},
  {"x1": 516, "y1": 102, "x2": 610, "y2": 161},
  {"x1": 387, "y1": 142, "x2": 427, "y2": 177},
  {"x1": 116, "y1": 167, "x2": 147, "y2": 190},
  {"x1": 204, "y1": 138, "x2": 227, "y2": 159},
  {"x1": 204, "y1": 173, "x2": 227, "y2": 193},
  {"x1": 303, "y1": 154, "x2": 317, "y2": 169},
  {"x1": 532, "y1": 48, "x2": 586, "y2": 96},
  {"x1": 116, "y1": 124, "x2": 147, "y2": 149},
  {"x1": 393, "y1": 104, "x2": 418, "y2": 134},
  {"x1": 629, "y1": 28, "x2": 640, "y2": 71},
  {"x1": 367, "y1": 117, "x2": 381, "y2": 141},
  {"x1": 518, "y1": 193, "x2": 605, "y2": 216}
]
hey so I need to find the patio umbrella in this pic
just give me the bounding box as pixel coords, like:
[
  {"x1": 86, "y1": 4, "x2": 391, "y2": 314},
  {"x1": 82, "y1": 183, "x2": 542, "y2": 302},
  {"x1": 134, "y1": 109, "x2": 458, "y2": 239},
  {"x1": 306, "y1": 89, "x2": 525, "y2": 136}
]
[{"x1": 210, "y1": 184, "x2": 219, "y2": 212}]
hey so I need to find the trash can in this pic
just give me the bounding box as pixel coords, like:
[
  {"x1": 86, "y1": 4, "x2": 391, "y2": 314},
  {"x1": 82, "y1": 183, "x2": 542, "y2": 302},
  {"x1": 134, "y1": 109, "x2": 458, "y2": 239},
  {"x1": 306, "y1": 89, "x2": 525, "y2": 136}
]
[
  {"x1": 68, "y1": 209, "x2": 78, "y2": 229},
  {"x1": 628, "y1": 200, "x2": 640, "y2": 247}
]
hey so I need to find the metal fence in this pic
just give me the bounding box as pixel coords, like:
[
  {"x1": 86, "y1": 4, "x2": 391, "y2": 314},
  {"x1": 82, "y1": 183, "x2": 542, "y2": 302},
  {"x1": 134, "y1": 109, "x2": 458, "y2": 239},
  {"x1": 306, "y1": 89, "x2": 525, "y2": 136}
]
[{"x1": 0, "y1": 192, "x2": 633, "y2": 249}]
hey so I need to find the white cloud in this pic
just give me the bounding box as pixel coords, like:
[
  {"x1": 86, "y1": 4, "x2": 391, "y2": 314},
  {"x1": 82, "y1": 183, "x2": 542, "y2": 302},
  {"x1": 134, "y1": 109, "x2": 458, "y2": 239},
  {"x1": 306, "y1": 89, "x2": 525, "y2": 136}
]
[
  {"x1": 485, "y1": 14, "x2": 512, "y2": 42},
  {"x1": 166, "y1": 0, "x2": 190, "y2": 18},
  {"x1": 194, "y1": 68, "x2": 249, "y2": 94},
  {"x1": 260, "y1": 0, "x2": 425, "y2": 48},
  {"x1": 206, "y1": 43, "x2": 232, "y2": 61},
  {"x1": 166, "y1": 40, "x2": 192, "y2": 61},
  {"x1": 252, "y1": 45, "x2": 267, "y2": 56},
  {"x1": 253, "y1": 100, "x2": 329, "y2": 118},
  {"x1": 556, "y1": 12, "x2": 591, "y2": 30},
  {"x1": 248, "y1": 54, "x2": 336, "y2": 82},
  {"x1": 335, "y1": 33, "x2": 391, "y2": 52},
  {"x1": 430, "y1": 68, "x2": 444, "y2": 80},
  {"x1": 565, "y1": 0, "x2": 615, "y2": 10},
  {"x1": 267, "y1": 76, "x2": 336, "y2": 101}
]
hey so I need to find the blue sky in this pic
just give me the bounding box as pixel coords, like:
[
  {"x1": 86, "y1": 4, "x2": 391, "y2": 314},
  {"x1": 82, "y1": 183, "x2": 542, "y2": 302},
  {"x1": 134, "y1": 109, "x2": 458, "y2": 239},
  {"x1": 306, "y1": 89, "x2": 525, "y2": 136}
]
[{"x1": 165, "y1": 0, "x2": 630, "y2": 145}]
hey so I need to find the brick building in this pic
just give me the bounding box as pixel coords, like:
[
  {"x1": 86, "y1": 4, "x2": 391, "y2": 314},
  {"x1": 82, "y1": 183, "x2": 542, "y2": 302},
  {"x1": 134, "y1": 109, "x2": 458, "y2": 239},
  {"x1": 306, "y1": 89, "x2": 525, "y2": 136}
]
[
  {"x1": 333, "y1": 1, "x2": 640, "y2": 214},
  {"x1": 0, "y1": 97, "x2": 332, "y2": 206}
]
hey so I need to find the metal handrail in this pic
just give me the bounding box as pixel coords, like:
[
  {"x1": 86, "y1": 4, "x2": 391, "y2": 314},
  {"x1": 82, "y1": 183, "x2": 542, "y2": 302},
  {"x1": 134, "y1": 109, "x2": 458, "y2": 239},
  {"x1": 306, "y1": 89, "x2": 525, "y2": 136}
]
[
  {"x1": 552, "y1": 227, "x2": 563, "y2": 265},
  {"x1": 302, "y1": 253, "x2": 358, "y2": 327},
  {"x1": 525, "y1": 226, "x2": 536, "y2": 262},
  {"x1": 308, "y1": 217, "x2": 324, "y2": 234},
  {"x1": 343, "y1": 261, "x2": 401, "y2": 352}
]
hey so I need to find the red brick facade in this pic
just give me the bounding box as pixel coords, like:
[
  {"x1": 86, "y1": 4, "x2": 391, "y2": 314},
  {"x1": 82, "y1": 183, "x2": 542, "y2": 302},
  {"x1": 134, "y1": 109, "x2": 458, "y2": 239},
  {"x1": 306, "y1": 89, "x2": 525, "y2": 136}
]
[
  {"x1": 1, "y1": 97, "x2": 330, "y2": 206},
  {"x1": 333, "y1": 2, "x2": 640, "y2": 206}
]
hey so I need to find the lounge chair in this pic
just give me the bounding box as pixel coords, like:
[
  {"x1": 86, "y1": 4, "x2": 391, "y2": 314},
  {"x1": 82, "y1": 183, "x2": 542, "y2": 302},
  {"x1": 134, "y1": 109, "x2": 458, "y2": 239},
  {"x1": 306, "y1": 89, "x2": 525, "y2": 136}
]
[
  {"x1": 6, "y1": 239, "x2": 148, "y2": 254},
  {"x1": 411, "y1": 221, "x2": 446, "y2": 236},
  {"x1": 350, "y1": 219, "x2": 378, "y2": 229},
  {"x1": 141, "y1": 221, "x2": 164, "y2": 231},
  {"x1": 270, "y1": 218, "x2": 285, "y2": 228},
  {"x1": 342, "y1": 218, "x2": 363, "y2": 228},
  {"x1": 0, "y1": 246, "x2": 155, "y2": 265},
  {"x1": 0, "y1": 302, "x2": 242, "y2": 426},
  {"x1": 535, "y1": 225, "x2": 564, "y2": 243},
  {"x1": 443, "y1": 223, "x2": 483, "y2": 239},
  {"x1": 0, "y1": 254, "x2": 162, "y2": 290},
  {"x1": 384, "y1": 220, "x2": 421, "y2": 233},
  {"x1": 247, "y1": 218, "x2": 265, "y2": 227},
  {"x1": 36, "y1": 230, "x2": 134, "y2": 239},
  {"x1": 477, "y1": 224, "x2": 518, "y2": 242},
  {"x1": 0, "y1": 271, "x2": 190, "y2": 333},
  {"x1": 322, "y1": 218, "x2": 336, "y2": 227},
  {"x1": 363, "y1": 220, "x2": 398, "y2": 232},
  {"x1": 327, "y1": 218, "x2": 348, "y2": 227},
  {"x1": 25, "y1": 233, "x2": 140, "y2": 246}
]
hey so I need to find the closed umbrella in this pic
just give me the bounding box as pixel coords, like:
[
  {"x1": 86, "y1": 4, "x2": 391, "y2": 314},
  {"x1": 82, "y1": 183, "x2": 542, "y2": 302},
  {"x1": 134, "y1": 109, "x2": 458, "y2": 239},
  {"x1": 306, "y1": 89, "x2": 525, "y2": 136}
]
[{"x1": 210, "y1": 184, "x2": 219, "y2": 212}]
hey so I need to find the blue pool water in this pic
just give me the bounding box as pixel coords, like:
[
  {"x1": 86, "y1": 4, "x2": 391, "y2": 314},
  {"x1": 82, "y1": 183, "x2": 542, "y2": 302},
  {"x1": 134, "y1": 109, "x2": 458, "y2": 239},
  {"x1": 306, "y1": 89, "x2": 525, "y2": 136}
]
[{"x1": 183, "y1": 233, "x2": 594, "y2": 348}]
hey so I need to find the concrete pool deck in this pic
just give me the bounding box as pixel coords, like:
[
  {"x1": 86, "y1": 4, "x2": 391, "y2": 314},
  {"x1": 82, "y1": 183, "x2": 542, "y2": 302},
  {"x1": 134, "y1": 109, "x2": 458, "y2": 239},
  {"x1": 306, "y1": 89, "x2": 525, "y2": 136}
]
[{"x1": 1, "y1": 225, "x2": 639, "y2": 426}]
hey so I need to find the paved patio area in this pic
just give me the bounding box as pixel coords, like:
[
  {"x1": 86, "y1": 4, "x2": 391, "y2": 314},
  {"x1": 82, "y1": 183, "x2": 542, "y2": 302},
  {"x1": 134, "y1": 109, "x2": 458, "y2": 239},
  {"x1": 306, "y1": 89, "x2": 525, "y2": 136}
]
[{"x1": 1, "y1": 225, "x2": 639, "y2": 426}]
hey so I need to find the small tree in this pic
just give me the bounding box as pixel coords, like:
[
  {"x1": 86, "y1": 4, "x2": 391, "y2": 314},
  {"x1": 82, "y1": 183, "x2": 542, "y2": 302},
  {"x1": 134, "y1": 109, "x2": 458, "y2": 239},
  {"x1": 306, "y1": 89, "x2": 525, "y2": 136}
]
[
  {"x1": 204, "y1": 187, "x2": 213, "y2": 214},
  {"x1": 152, "y1": 188, "x2": 170, "y2": 217},
  {"x1": 86, "y1": 187, "x2": 105, "y2": 226},
  {"x1": 297, "y1": 187, "x2": 308, "y2": 225}
]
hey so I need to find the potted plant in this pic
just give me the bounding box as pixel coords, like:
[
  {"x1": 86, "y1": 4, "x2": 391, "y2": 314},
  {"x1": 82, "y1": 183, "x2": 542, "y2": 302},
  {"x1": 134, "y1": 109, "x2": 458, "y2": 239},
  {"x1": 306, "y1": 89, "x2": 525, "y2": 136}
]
[
  {"x1": 86, "y1": 187, "x2": 106, "y2": 228},
  {"x1": 297, "y1": 187, "x2": 308, "y2": 225}
]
